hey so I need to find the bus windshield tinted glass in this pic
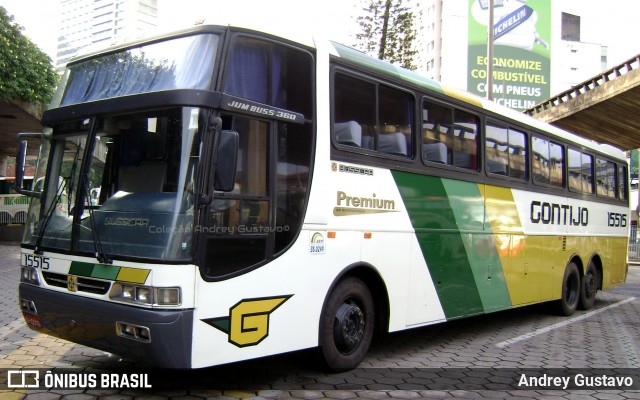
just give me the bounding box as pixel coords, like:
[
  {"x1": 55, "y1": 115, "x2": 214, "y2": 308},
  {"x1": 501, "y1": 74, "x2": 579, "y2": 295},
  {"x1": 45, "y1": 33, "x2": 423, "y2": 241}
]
[
  {"x1": 61, "y1": 34, "x2": 219, "y2": 106},
  {"x1": 23, "y1": 107, "x2": 203, "y2": 261}
]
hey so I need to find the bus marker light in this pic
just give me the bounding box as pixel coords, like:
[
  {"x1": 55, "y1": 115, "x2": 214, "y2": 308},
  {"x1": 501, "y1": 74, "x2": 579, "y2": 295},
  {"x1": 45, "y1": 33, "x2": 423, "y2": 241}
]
[
  {"x1": 364, "y1": 232, "x2": 372, "y2": 239},
  {"x1": 328, "y1": 232, "x2": 336, "y2": 239},
  {"x1": 155, "y1": 288, "x2": 181, "y2": 306}
]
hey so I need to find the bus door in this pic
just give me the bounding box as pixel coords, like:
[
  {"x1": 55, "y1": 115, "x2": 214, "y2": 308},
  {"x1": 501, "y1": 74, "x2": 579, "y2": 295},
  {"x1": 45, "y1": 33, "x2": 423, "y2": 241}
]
[
  {"x1": 198, "y1": 115, "x2": 273, "y2": 279},
  {"x1": 196, "y1": 112, "x2": 312, "y2": 280}
]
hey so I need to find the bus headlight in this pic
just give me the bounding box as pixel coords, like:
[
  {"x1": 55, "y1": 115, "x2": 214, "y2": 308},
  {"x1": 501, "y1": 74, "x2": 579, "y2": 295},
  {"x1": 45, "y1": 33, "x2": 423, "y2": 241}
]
[
  {"x1": 136, "y1": 287, "x2": 151, "y2": 303},
  {"x1": 20, "y1": 267, "x2": 40, "y2": 285},
  {"x1": 122, "y1": 285, "x2": 135, "y2": 300},
  {"x1": 109, "y1": 283, "x2": 181, "y2": 306}
]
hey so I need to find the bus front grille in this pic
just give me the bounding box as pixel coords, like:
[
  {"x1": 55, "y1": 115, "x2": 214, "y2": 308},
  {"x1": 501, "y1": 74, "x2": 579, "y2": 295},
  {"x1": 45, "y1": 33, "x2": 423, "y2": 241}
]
[{"x1": 42, "y1": 272, "x2": 111, "y2": 295}]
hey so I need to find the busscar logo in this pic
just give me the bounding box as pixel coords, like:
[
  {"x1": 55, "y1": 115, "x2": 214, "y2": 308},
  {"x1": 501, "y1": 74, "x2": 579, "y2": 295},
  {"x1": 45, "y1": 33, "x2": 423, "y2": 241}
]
[{"x1": 203, "y1": 295, "x2": 292, "y2": 347}]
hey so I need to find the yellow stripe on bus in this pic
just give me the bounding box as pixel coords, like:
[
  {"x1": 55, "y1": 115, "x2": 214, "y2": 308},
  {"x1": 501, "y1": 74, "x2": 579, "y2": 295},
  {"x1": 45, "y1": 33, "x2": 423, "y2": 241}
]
[
  {"x1": 480, "y1": 185, "x2": 559, "y2": 306},
  {"x1": 116, "y1": 267, "x2": 150, "y2": 284}
]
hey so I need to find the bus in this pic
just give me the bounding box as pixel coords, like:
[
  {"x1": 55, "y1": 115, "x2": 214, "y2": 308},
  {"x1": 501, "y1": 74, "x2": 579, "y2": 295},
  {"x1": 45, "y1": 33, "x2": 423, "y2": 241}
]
[
  {"x1": 0, "y1": 177, "x2": 32, "y2": 225},
  {"x1": 16, "y1": 24, "x2": 629, "y2": 371}
]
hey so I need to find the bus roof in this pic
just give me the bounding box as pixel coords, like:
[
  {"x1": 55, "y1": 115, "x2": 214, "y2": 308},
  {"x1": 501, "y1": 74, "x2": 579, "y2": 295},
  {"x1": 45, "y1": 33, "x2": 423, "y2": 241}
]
[{"x1": 66, "y1": 23, "x2": 626, "y2": 162}]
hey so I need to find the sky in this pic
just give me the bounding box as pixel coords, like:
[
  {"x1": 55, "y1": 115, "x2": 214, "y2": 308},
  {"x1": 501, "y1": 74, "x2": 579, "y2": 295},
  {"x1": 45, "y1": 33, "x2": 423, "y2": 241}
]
[{"x1": 0, "y1": 0, "x2": 362, "y2": 61}]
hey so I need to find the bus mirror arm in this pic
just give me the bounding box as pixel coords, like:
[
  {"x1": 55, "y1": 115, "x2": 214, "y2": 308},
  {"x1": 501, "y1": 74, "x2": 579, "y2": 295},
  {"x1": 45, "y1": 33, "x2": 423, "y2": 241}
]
[
  {"x1": 15, "y1": 133, "x2": 42, "y2": 198},
  {"x1": 198, "y1": 193, "x2": 212, "y2": 207}
]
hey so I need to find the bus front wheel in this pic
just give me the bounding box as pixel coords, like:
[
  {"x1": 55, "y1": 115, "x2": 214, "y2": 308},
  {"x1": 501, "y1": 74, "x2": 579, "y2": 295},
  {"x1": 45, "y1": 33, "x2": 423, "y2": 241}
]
[
  {"x1": 556, "y1": 262, "x2": 580, "y2": 316},
  {"x1": 319, "y1": 276, "x2": 375, "y2": 371}
]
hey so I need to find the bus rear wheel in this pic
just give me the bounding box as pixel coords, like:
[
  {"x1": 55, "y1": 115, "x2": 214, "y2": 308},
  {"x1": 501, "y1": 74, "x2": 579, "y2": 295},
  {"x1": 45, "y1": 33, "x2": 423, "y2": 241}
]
[
  {"x1": 319, "y1": 276, "x2": 375, "y2": 372},
  {"x1": 556, "y1": 262, "x2": 580, "y2": 316},
  {"x1": 579, "y1": 261, "x2": 598, "y2": 310}
]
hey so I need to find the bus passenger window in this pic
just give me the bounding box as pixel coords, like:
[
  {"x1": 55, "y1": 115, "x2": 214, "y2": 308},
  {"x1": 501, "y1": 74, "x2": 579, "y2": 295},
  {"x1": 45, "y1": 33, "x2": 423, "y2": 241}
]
[
  {"x1": 619, "y1": 165, "x2": 628, "y2": 201},
  {"x1": 532, "y1": 136, "x2": 550, "y2": 184},
  {"x1": 333, "y1": 72, "x2": 413, "y2": 157},
  {"x1": 533, "y1": 136, "x2": 565, "y2": 187},
  {"x1": 453, "y1": 110, "x2": 478, "y2": 170},
  {"x1": 549, "y1": 142, "x2": 565, "y2": 187},
  {"x1": 486, "y1": 123, "x2": 527, "y2": 179},
  {"x1": 422, "y1": 101, "x2": 452, "y2": 164},
  {"x1": 596, "y1": 158, "x2": 616, "y2": 198},
  {"x1": 378, "y1": 85, "x2": 413, "y2": 157},
  {"x1": 422, "y1": 100, "x2": 478, "y2": 169},
  {"x1": 333, "y1": 73, "x2": 376, "y2": 149},
  {"x1": 508, "y1": 129, "x2": 527, "y2": 179},
  {"x1": 485, "y1": 124, "x2": 508, "y2": 175},
  {"x1": 569, "y1": 148, "x2": 594, "y2": 193},
  {"x1": 223, "y1": 37, "x2": 313, "y2": 117}
]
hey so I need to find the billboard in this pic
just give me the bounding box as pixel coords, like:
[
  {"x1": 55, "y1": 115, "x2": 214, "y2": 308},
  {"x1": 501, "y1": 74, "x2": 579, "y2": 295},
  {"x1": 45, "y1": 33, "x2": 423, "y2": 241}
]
[{"x1": 467, "y1": 0, "x2": 551, "y2": 111}]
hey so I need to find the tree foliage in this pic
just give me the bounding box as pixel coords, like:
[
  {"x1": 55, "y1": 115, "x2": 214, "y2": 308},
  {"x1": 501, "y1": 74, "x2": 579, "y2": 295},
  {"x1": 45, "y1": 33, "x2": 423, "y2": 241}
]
[
  {"x1": 0, "y1": 6, "x2": 57, "y2": 104},
  {"x1": 355, "y1": 0, "x2": 418, "y2": 70}
]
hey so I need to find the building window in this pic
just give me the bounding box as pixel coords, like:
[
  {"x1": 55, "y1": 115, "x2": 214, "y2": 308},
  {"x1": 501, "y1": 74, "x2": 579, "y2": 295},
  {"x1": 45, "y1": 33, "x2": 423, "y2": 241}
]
[{"x1": 562, "y1": 12, "x2": 580, "y2": 42}]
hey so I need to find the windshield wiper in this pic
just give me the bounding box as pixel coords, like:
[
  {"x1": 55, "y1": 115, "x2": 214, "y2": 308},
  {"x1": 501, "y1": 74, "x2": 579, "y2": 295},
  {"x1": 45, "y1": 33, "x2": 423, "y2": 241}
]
[
  {"x1": 34, "y1": 141, "x2": 82, "y2": 255},
  {"x1": 34, "y1": 178, "x2": 68, "y2": 255},
  {"x1": 83, "y1": 182, "x2": 112, "y2": 264}
]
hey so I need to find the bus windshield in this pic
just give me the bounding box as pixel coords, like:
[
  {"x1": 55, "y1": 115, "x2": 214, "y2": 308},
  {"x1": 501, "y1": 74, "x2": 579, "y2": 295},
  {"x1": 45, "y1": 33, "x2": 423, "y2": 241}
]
[
  {"x1": 61, "y1": 34, "x2": 219, "y2": 106},
  {"x1": 23, "y1": 107, "x2": 203, "y2": 261}
]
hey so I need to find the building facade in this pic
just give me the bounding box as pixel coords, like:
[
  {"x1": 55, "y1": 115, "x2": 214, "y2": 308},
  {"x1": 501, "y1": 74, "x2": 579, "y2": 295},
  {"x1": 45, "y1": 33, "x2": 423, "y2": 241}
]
[{"x1": 56, "y1": 0, "x2": 158, "y2": 69}]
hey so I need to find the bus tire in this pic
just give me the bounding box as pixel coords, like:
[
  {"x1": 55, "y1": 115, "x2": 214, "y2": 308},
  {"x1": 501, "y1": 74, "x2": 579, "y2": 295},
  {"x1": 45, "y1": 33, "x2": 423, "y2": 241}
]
[
  {"x1": 319, "y1": 276, "x2": 375, "y2": 372},
  {"x1": 556, "y1": 261, "x2": 580, "y2": 316},
  {"x1": 579, "y1": 261, "x2": 598, "y2": 310}
]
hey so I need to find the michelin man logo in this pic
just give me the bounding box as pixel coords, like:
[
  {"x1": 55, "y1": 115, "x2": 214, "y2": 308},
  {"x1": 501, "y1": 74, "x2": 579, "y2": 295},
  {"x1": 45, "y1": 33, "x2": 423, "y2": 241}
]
[{"x1": 203, "y1": 295, "x2": 292, "y2": 347}]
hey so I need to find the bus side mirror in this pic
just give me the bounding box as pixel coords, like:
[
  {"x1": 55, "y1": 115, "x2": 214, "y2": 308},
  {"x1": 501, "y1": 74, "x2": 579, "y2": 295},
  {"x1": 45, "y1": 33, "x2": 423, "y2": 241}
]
[
  {"x1": 213, "y1": 130, "x2": 239, "y2": 192},
  {"x1": 15, "y1": 132, "x2": 42, "y2": 198}
]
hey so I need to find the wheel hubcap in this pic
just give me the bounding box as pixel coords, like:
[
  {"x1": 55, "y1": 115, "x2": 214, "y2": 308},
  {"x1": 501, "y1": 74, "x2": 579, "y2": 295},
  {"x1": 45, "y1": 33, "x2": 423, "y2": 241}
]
[
  {"x1": 585, "y1": 273, "x2": 596, "y2": 297},
  {"x1": 334, "y1": 301, "x2": 365, "y2": 354}
]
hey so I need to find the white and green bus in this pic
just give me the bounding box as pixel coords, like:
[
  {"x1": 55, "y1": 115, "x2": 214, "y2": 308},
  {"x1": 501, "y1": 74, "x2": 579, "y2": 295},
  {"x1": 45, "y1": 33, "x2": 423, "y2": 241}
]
[
  {"x1": 0, "y1": 177, "x2": 32, "y2": 225},
  {"x1": 16, "y1": 24, "x2": 629, "y2": 371}
]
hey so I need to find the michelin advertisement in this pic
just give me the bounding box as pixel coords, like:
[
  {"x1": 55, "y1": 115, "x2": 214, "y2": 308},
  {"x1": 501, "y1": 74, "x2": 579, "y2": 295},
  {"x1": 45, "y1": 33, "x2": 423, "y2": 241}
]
[{"x1": 468, "y1": 0, "x2": 551, "y2": 110}]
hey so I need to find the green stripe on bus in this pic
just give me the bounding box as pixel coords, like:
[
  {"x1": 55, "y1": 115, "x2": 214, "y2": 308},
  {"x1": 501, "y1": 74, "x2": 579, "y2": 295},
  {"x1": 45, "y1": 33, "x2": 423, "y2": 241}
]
[
  {"x1": 392, "y1": 171, "x2": 484, "y2": 319},
  {"x1": 69, "y1": 262, "x2": 94, "y2": 276},
  {"x1": 442, "y1": 180, "x2": 511, "y2": 312},
  {"x1": 90, "y1": 264, "x2": 120, "y2": 280}
]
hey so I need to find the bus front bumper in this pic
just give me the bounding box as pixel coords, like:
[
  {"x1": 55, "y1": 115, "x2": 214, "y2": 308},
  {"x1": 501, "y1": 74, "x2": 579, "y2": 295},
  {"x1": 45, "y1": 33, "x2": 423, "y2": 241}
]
[{"x1": 19, "y1": 283, "x2": 193, "y2": 368}]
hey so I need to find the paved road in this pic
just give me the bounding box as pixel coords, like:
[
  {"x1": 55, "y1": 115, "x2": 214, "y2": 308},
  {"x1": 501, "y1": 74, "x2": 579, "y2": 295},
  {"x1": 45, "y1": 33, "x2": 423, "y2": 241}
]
[{"x1": 1, "y1": 242, "x2": 640, "y2": 399}]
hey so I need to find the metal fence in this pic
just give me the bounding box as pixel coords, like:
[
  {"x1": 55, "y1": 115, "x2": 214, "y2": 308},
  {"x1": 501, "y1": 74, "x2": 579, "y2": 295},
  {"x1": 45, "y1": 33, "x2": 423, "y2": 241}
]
[{"x1": 630, "y1": 225, "x2": 639, "y2": 261}]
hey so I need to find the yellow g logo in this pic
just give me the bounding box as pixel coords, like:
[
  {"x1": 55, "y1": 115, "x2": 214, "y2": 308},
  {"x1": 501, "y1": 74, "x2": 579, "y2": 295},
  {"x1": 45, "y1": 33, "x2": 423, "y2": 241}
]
[
  {"x1": 204, "y1": 295, "x2": 292, "y2": 347},
  {"x1": 67, "y1": 275, "x2": 78, "y2": 292}
]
